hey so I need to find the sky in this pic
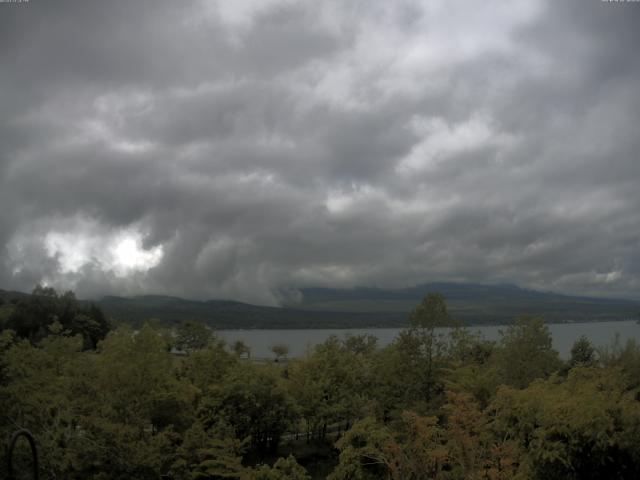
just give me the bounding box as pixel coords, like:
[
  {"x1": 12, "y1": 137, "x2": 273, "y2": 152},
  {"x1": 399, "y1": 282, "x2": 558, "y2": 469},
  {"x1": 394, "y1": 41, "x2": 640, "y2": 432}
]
[{"x1": 1, "y1": 0, "x2": 639, "y2": 304}]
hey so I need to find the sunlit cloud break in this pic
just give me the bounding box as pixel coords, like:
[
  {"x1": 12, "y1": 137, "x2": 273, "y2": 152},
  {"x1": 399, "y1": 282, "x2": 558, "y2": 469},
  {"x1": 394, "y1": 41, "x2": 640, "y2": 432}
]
[{"x1": 44, "y1": 229, "x2": 163, "y2": 277}]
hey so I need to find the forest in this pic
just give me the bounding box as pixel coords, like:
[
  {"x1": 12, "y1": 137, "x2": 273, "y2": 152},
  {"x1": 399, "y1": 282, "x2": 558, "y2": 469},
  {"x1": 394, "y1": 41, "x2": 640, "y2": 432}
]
[{"x1": 1, "y1": 288, "x2": 640, "y2": 479}]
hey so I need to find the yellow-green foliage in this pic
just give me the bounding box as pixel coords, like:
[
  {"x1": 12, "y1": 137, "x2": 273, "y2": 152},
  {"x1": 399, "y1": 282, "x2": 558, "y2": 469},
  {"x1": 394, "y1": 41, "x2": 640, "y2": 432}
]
[
  {"x1": 2, "y1": 294, "x2": 640, "y2": 479},
  {"x1": 491, "y1": 367, "x2": 640, "y2": 479}
]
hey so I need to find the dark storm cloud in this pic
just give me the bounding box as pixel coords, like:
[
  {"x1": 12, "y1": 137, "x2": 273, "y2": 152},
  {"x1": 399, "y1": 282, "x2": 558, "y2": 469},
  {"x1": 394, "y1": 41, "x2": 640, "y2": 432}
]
[{"x1": 1, "y1": 0, "x2": 639, "y2": 303}]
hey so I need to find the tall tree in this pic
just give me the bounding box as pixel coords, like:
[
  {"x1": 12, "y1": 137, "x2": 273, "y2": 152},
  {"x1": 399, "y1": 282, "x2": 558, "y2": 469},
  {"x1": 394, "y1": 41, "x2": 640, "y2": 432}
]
[
  {"x1": 199, "y1": 363, "x2": 296, "y2": 454},
  {"x1": 407, "y1": 292, "x2": 452, "y2": 404},
  {"x1": 4, "y1": 286, "x2": 110, "y2": 348},
  {"x1": 175, "y1": 320, "x2": 213, "y2": 353},
  {"x1": 569, "y1": 335, "x2": 596, "y2": 368},
  {"x1": 232, "y1": 339, "x2": 251, "y2": 358},
  {"x1": 495, "y1": 315, "x2": 561, "y2": 388}
]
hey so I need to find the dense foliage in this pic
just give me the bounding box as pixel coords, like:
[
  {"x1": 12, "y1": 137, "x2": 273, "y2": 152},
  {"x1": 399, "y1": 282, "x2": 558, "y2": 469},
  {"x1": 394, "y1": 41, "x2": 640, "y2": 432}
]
[{"x1": 1, "y1": 288, "x2": 640, "y2": 479}]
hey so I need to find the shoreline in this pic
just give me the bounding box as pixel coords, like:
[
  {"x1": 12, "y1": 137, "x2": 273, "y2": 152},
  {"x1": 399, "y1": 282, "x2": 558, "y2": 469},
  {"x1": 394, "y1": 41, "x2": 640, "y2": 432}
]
[{"x1": 215, "y1": 317, "x2": 637, "y2": 331}]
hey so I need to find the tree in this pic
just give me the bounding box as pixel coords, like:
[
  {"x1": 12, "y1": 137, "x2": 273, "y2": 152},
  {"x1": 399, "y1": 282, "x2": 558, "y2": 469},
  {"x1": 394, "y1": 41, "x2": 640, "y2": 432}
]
[
  {"x1": 330, "y1": 412, "x2": 451, "y2": 480},
  {"x1": 343, "y1": 334, "x2": 378, "y2": 356},
  {"x1": 495, "y1": 315, "x2": 561, "y2": 388},
  {"x1": 5, "y1": 285, "x2": 59, "y2": 342},
  {"x1": 270, "y1": 343, "x2": 289, "y2": 362},
  {"x1": 397, "y1": 292, "x2": 453, "y2": 404},
  {"x1": 170, "y1": 421, "x2": 246, "y2": 480},
  {"x1": 329, "y1": 417, "x2": 393, "y2": 480},
  {"x1": 490, "y1": 367, "x2": 640, "y2": 479},
  {"x1": 96, "y1": 325, "x2": 196, "y2": 432},
  {"x1": 4, "y1": 286, "x2": 110, "y2": 348},
  {"x1": 176, "y1": 320, "x2": 213, "y2": 353},
  {"x1": 442, "y1": 391, "x2": 494, "y2": 479},
  {"x1": 410, "y1": 293, "x2": 451, "y2": 330},
  {"x1": 232, "y1": 339, "x2": 251, "y2": 358},
  {"x1": 0, "y1": 329, "x2": 15, "y2": 386},
  {"x1": 289, "y1": 336, "x2": 371, "y2": 440},
  {"x1": 569, "y1": 335, "x2": 596, "y2": 367},
  {"x1": 446, "y1": 329, "x2": 501, "y2": 408},
  {"x1": 199, "y1": 363, "x2": 296, "y2": 454},
  {"x1": 386, "y1": 411, "x2": 450, "y2": 479},
  {"x1": 179, "y1": 342, "x2": 237, "y2": 393},
  {"x1": 597, "y1": 336, "x2": 640, "y2": 389},
  {"x1": 448, "y1": 327, "x2": 494, "y2": 365},
  {"x1": 0, "y1": 296, "x2": 12, "y2": 330},
  {"x1": 245, "y1": 456, "x2": 310, "y2": 480},
  {"x1": 373, "y1": 330, "x2": 437, "y2": 415}
]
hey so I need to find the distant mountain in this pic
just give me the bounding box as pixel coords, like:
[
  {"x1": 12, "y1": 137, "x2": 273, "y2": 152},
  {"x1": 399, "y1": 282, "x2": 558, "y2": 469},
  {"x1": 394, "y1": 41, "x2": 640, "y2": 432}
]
[
  {"x1": 97, "y1": 295, "x2": 406, "y2": 329},
  {"x1": 3, "y1": 283, "x2": 639, "y2": 330},
  {"x1": 284, "y1": 282, "x2": 640, "y2": 325},
  {"x1": 0, "y1": 289, "x2": 32, "y2": 302}
]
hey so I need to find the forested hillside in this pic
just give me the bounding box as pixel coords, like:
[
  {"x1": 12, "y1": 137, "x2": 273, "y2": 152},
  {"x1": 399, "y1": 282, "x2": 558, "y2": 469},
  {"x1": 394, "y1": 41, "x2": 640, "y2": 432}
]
[
  {"x1": 6, "y1": 281, "x2": 638, "y2": 331},
  {"x1": 97, "y1": 295, "x2": 406, "y2": 329},
  {"x1": 98, "y1": 283, "x2": 640, "y2": 328},
  {"x1": 288, "y1": 283, "x2": 640, "y2": 323},
  {"x1": 2, "y1": 289, "x2": 640, "y2": 479}
]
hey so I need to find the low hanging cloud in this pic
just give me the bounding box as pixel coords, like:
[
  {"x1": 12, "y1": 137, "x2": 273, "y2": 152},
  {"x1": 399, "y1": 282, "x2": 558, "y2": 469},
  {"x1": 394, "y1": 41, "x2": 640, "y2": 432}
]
[{"x1": 1, "y1": 0, "x2": 639, "y2": 304}]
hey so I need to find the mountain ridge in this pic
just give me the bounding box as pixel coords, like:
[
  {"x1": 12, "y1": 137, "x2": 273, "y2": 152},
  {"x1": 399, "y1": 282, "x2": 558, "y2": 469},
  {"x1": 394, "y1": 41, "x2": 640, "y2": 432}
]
[
  {"x1": 3, "y1": 283, "x2": 639, "y2": 329},
  {"x1": 95, "y1": 282, "x2": 640, "y2": 328}
]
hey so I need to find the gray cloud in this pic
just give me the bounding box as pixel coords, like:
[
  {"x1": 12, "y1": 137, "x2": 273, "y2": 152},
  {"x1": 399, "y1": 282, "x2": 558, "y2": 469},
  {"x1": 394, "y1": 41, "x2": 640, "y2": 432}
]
[{"x1": 1, "y1": 0, "x2": 640, "y2": 303}]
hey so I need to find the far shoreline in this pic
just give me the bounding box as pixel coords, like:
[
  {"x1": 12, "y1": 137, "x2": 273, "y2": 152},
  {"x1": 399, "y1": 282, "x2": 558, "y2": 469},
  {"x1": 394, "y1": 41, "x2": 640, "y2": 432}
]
[{"x1": 215, "y1": 317, "x2": 637, "y2": 331}]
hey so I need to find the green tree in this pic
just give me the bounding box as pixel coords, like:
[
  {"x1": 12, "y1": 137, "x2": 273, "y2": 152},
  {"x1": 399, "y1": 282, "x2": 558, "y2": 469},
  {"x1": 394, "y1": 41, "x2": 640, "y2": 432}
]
[
  {"x1": 495, "y1": 315, "x2": 561, "y2": 388},
  {"x1": 289, "y1": 336, "x2": 371, "y2": 440},
  {"x1": 373, "y1": 326, "x2": 451, "y2": 415},
  {"x1": 491, "y1": 367, "x2": 640, "y2": 479},
  {"x1": 0, "y1": 331, "x2": 98, "y2": 479},
  {"x1": 410, "y1": 293, "x2": 451, "y2": 330},
  {"x1": 373, "y1": 331, "x2": 433, "y2": 415},
  {"x1": 270, "y1": 343, "x2": 289, "y2": 361},
  {"x1": 598, "y1": 336, "x2": 640, "y2": 389},
  {"x1": 179, "y1": 341, "x2": 237, "y2": 393},
  {"x1": 445, "y1": 329, "x2": 500, "y2": 408},
  {"x1": 5, "y1": 285, "x2": 59, "y2": 342},
  {"x1": 94, "y1": 325, "x2": 197, "y2": 435},
  {"x1": 170, "y1": 421, "x2": 246, "y2": 480},
  {"x1": 232, "y1": 340, "x2": 251, "y2": 358},
  {"x1": 0, "y1": 329, "x2": 15, "y2": 387},
  {"x1": 569, "y1": 335, "x2": 596, "y2": 368},
  {"x1": 442, "y1": 391, "x2": 496, "y2": 479},
  {"x1": 407, "y1": 292, "x2": 453, "y2": 403},
  {"x1": 448, "y1": 327, "x2": 494, "y2": 365},
  {"x1": 0, "y1": 296, "x2": 14, "y2": 330},
  {"x1": 199, "y1": 363, "x2": 296, "y2": 454},
  {"x1": 4, "y1": 286, "x2": 110, "y2": 348},
  {"x1": 343, "y1": 334, "x2": 378, "y2": 356},
  {"x1": 176, "y1": 320, "x2": 214, "y2": 353},
  {"x1": 244, "y1": 456, "x2": 310, "y2": 480},
  {"x1": 329, "y1": 417, "x2": 393, "y2": 480},
  {"x1": 330, "y1": 412, "x2": 451, "y2": 480}
]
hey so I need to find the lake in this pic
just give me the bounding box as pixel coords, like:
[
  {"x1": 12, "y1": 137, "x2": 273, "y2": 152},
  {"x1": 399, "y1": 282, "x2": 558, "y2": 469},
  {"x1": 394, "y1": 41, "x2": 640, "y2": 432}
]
[{"x1": 218, "y1": 320, "x2": 640, "y2": 359}]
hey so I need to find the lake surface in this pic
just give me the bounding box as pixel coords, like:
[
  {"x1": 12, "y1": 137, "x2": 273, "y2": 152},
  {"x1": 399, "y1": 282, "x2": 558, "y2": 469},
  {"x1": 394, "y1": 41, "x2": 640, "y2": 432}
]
[{"x1": 218, "y1": 320, "x2": 640, "y2": 359}]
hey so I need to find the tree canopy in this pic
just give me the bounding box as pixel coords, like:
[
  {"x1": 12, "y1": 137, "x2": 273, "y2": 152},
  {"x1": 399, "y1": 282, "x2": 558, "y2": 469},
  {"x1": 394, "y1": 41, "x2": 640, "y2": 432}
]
[{"x1": 2, "y1": 289, "x2": 639, "y2": 479}]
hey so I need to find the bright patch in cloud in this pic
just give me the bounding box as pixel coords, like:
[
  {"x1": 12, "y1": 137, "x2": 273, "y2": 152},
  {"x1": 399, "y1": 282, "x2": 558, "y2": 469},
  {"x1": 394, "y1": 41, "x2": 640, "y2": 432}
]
[
  {"x1": 110, "y1": 234, "x2": 164, "y2": 275},
  {"x1": 44, "y1": 227, "x2": 163, "y2": 277}
]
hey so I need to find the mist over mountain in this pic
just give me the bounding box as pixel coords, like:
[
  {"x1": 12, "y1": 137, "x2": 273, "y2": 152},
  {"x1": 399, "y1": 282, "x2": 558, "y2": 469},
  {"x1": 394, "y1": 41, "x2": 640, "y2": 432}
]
[{"x1": 2, "y1": 282, "x2": 630, "y2": 329}]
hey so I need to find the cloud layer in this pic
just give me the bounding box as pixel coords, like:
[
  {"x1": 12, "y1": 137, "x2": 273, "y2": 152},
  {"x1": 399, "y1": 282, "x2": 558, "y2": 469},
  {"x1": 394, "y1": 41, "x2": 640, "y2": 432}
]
[{"x1": 1, "y1": 0, "x2": 639, "y2": 303}]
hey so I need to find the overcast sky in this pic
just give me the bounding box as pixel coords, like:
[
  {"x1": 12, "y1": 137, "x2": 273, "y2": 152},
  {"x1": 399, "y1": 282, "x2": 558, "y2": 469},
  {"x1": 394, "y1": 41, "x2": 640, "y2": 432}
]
[{"x1": 1, "y1": 0, "x2": 639, "y2": 304}]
